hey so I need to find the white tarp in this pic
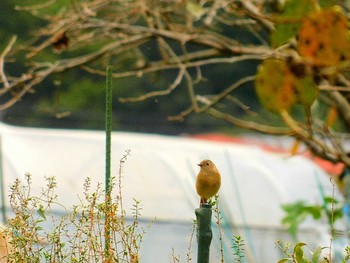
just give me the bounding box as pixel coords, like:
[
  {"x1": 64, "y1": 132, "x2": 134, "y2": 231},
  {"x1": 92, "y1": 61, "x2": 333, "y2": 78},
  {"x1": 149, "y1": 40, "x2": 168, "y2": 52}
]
[{"x1": 0, "y1": 123, "x2": 346, "y2": 262}]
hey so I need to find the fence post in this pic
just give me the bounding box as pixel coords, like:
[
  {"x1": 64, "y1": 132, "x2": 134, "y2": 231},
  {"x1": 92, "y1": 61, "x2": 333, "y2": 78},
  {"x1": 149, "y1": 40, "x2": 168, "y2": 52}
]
[{"x1": 195, "y1": 203, "x2": 213, "y2": 263}]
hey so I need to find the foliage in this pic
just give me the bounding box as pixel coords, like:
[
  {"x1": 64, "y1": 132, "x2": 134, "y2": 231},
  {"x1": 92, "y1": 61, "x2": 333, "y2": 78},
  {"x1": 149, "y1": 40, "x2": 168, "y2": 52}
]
[
  {"x1": 232, "y1": 235, "x2": 245, "y2": 263},
  {"x1": 255, "y1": 58, "x2": 317, "y2": 112},
  {"x1": 275, "y1": 241, "x2": 329, "y2": 263},
  {"x1": 270, "y1": 0, "x2": 316, "y2": 48},
  {"x1": 276, "y1": 243, "x2": 350, "y2": 262},
  {"x1": 3, "y1": 152, "x2": 149, "y2": 262},
  {"x1": 298, "y1": 6, "x2": 350, "y2": 66},
  {"x1": 281, "y1": 196, "x2": 343, "y2": 238},
  {"x1": 344, "y1": 246, "x2": 350, "y2": 262}
]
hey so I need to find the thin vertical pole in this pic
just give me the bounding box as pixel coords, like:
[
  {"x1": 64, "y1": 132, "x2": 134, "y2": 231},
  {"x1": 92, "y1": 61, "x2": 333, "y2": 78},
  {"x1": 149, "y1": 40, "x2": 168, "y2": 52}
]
[
  {"x1": 195, "y1": 203, "x2": 213, "y2": 263},
  {"x1": 0, "y1": 136, "x2": 6, "y2": 223},
  {"x1": 105, "y1": 66, "x2": 112, "y2": 196},
  {"x1": 343, "y1": 169, "x2": 350, "y2": 236},
  {"x1": 105, "y1": 65, "x2": 113, "y2": 259}
]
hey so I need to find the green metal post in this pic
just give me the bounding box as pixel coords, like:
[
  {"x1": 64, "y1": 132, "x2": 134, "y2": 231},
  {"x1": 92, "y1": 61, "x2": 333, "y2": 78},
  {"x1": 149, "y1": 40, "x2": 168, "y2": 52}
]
[
  {"x1": 105, "y1": 65, "x2": 113, "y2": 259},
  {"x1": 195, "y1": 203, "x2": 213, "y2": 263},
  {"x1": 105, "y1": 65, "x2": 113, "y2": 196}
]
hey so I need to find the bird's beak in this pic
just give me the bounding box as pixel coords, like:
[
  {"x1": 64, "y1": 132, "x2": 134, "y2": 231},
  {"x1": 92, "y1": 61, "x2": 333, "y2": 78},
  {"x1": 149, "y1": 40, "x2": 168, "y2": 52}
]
[{"x1": 197, "y1": 163, "x2": 202, "y2": 167}]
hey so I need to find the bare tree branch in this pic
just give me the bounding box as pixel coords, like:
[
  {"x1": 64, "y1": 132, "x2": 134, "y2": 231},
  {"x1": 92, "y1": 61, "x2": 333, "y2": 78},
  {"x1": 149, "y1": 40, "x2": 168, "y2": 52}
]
[
  {"x1": 280, "y1": 110, "x2": 350, "y2": 166},
  {"x1": 0, "y1": 35, "x2": 17, "y2": 89},
  {"x1": 239, "y1": 1, "x2": 274, "y2": 32},
  {"x1": 198, "y1": 75, "x2": 256, "y2": 113},
  {"x1": 207, "y1": 108, "x2": 291, "y2": 135},
  {"x1": 119, "y1": 67, "x2": 186, "y2": 102},
  {"x1": 327, "y1": 91, "x2": 350, "y2": 131}
]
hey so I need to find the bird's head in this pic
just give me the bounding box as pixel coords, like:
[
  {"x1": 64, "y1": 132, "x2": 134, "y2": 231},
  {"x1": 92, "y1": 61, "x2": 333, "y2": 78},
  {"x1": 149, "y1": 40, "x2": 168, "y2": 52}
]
[{"x1": 197, "y1": 160, "x2": 217, "y2": 172}]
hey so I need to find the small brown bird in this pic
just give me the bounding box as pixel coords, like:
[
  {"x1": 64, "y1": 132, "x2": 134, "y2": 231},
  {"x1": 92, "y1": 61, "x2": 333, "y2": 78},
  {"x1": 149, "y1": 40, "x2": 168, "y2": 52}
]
[{"x1": 196, "y1": 159, "x2": 221, "y2": 205}]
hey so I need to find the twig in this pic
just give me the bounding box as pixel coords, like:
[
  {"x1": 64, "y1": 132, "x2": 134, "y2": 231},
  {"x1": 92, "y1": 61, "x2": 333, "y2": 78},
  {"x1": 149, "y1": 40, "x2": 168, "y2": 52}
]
[
  {"x1": 83, "y1": 53, "x2": 267, "y2": 80},
  {"x1": 185, "y1": 69, "x2": 199, "y2": 112},
  {"x1": 207, "y1": 108, "x2": 291, "y2": 135},
  {"x1": 225, "y1": 95, "x2": 256, "y2": 115},
  {"x1": 186, "y1": 220, "x2": 196, "y2": 263},
  {"x1": 240, "y1": 1, "x2": 274, "y2": 32},
  {"x1": 15, "y1": 0, "x2": 56, "y2": 11},
  {"x1": 327, "y1": 90, "x2": 350, "y2": 130},
  {"x1": 0, "y1": 63, "x2": 58, "y2": 110},
  {"x1": 280, "y1": 109, "x2": 350, "y2": 166},
  {"x1": 168, "y1": 105, "x2": 195, "y2": 121},
  {"x1": 319, "y1": 85, "x2": 350, "y2": 92},
  {"x1": 213, "y1": 196, "x2": 224, "y2": 262},
  {"x1": 0, "y1": 33, "x2": 151, "y2": 109},
  {"x1": 204, "y1": 0, "x2": 225, "y2": 26},
  {"x1": 0, "y1": 35, "x2": 17, "y2": 88},
  {"x1": 197, "y1": 75, "x2": 256, "y2": 113},
  {"x1": 119, "y1": 67, "x2": 185, "y2": 102}
]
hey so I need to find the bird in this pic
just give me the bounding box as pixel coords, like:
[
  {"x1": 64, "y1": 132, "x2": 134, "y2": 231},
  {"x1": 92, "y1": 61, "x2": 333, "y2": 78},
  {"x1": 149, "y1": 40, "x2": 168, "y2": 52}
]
[{"x1": 196, "y1": 159, "x2": 221, "y2": 205}]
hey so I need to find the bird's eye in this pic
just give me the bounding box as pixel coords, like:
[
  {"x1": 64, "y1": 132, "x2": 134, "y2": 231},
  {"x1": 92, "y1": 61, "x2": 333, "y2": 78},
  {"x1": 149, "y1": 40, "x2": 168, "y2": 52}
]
[{"x1": 206, "y1": 162, "x2": 209, "y2": 166}]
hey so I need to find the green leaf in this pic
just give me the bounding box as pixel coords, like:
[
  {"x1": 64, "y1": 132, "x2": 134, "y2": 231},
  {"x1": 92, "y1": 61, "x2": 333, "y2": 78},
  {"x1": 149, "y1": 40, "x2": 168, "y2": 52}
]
[
  {"x1": 294, "y1": 242, "x2": 307, "y2": 249},
  {"x1": 323, "y1": 196, "x2": 337, "y2": 204},
  {"x1": 294, "y1": 246, "x2": 304, "y2": 262},
  {"x1": 282, "y1": 201, "x2": 306, "y2": 211},
  {"x1": 281, "y1": 202, "x2": 307, "y2": 237},
  {"x1": 35, "y1": 226, "x2": 44, "y2": 231},
  {"x1": 294, "y1": 243, "x2": 307, "y2": 262},
  {"x1": 279, "y1": 0, "x2": 316, "y2": 18},
  {"x1": 37, "y1": 207, "x2": 46, "y2": 220},
  {"x1": 303, "y1": 206, "x2": 322, "y2": 219},
  {"x1": 311, "y1": 246, "x2": 322, "y2": 263},
  {"x1": 271, "y1": 0, "x2": 316, "y2": 48},
  {"x1": 278, "y1": 259, "x2": 292, "y2": 263},
  {"x1": 294, "y1": 76, "x2": 318, "y2": 107},
  {"x1": 271, "y1": 23, "x2": 300, "y2": 48},
  {"x1": 333, "y1": 208, "x2": 344, "y2": 221},
  {"x1": 319, "y1": 0, "x2": 336, "y2": 9}
]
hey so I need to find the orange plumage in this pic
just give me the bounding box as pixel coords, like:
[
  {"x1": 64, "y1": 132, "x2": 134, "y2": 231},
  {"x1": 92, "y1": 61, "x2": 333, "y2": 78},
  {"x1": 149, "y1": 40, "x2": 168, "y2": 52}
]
[{"x1": 196, "y1": 159, "x2": 221, "y2": 205}]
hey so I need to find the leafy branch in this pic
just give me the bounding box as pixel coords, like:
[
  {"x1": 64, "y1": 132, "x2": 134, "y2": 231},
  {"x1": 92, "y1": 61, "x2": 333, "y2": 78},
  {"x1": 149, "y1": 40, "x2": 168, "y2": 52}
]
[{"x1": 2, "y1": 0, "x2": 350, "y2": 169}]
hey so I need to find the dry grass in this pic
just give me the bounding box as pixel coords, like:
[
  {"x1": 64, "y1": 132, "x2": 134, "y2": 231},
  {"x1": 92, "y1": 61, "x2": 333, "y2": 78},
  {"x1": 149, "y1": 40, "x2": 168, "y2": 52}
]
[{"x1": 2, "y1": 150, "x2": 148, "y2": 262}]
